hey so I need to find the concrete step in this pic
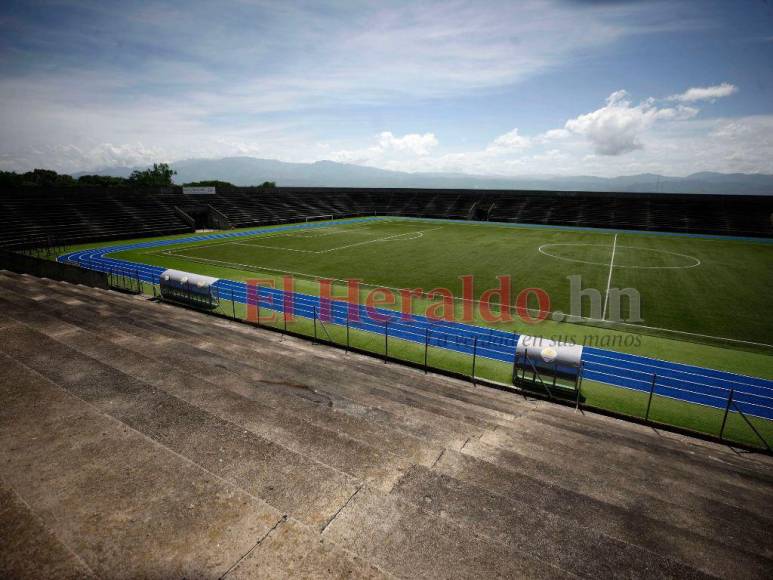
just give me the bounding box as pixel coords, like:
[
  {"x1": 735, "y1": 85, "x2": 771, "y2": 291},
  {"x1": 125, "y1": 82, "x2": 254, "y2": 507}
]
[
  {"x1": 0, "y1": 352, "x2": 287, "y2": 578},
  {"x1": 22, "y1": 313, "x2": 415, "y2": 492},
  {"x1": 431, "y1": 447, "x2": 773, "y2": 579},
  {"x1": 0, "y1": 275, "x2": 400, "y2": 577},
  {"x1": 478, "y1": 417, "x2": 773, "y2": 516},
  {"x1": 15, "y1": 273, "x2": 768, "y2": 484},
  {"x1": 0, "y1": 323, "x2": 359, "y2": 530},
  {"x1": 2, "y1": 271, "x2": 772, "y2": 579},
  {"x1": 13, "y1": 276, "x2": 506, "y2": 427},
  {"x1": 91, "y1": 296, "x2": 523, "y2": 435},
  {"x1": 0, "y1": 287, "x2": 475, "y2": 452},
  {"x1": 529, "y1": 397, "x2": 771, "y2": 470},
  {"x1": 322, "y1": 487, "x2": 573, "y2": 579},
  {"x1": 227, "y1": 518, "x2": 391, "y2": 579},
  {"x1": 459, "y1": 436, "x2": 773, "y2": 560},
  {"x1": 44, "y1": 299, "x2": 485, "y2": 451},
  {"x1": 48, "y1": 305, "x2": 443, "y2": 467},
  {"x1": 24, "y1": 292, "x2": 768, "y2": 528},
  {"x1": 391, "y1": 465, "x2": 711, "y2": 579},
  {"x1": 7, "y1": 272, "x2": 772, "y2": 490},
  {"x1": 3, "y1": 282, "x2": 768, "y2": 537},
  {"x1": 0, "y1": 481, "x2": 97, "y2": 579},
  {"x1": 521, "y1": 406, "x2": 773, "y2": 490},
  {"x1": 11, "y1": 274, "x2": 535, "y2": 430}
]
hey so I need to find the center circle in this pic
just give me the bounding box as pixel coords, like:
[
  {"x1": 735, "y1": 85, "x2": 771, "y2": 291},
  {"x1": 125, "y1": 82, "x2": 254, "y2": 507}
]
[{"x1": 537, "y1": 243, "x2": 701, "y2": 269}]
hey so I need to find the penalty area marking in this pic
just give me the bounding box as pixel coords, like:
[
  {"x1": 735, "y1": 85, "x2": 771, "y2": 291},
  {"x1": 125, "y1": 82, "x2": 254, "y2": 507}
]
[
  {"x1": 151, "y1": 222, "x2": 384, "y2": 257},
  {"x1": 375, "y1": 229, "x2": 436, "y2": 242},
  {"x1": 220, "y1": 227, "x2": 443, "y2": 255},
  {"x1": 283, "y1": 226, "x2": 377, "y2": 238},
  {"x1": 319, "y1": 226, "x2": 442, "y2": 252}
]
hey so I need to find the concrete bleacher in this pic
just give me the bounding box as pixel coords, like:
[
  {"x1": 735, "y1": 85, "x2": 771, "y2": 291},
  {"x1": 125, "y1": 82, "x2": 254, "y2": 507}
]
[
  {"x1": 0, "y1": 270, "x2": 771, "y2": 578},
  {"x1": 0, "y1": 188, "x2": 193, "y2": 248},
  {"x1": 2, "y1": 186, "x2": 771, "y2": 246},
  {"x1": 253, "y1": 188, "x2": 772, "y2": 237}
]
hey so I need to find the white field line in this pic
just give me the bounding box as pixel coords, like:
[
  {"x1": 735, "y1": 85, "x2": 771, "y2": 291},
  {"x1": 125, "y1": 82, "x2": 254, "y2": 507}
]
[
  {"x1": 148, "y1": 222, "x2": 379, "y2": 256},
  {"x1": 284, "y1": 227, "x2": 376, "y2": 238},
  {"x1": 315, "y1": 227, "x2": 442, "y2": 253},
  {"x1": 165, "y1": 250, "x2": 773, "y2": 349},
  {"x1": 231, "y1": 242, "x2": 320, "y2": 253},
  {"x1": 283, "y1": 228, "x2": 344, "y2": 238},
  {"x1": 601, "y1": 233, "x2": 617, "y2": 321}
]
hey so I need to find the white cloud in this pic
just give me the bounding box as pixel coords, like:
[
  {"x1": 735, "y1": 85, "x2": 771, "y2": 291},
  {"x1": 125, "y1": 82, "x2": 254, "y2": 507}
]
[
  {"x1": 6, "y1": 84, "x2": 769, "y2": 179},
  {"x1": 327, "y1": 131, "x2": 440, "y2": 166},
  {"x1": 378, "y1": 132, "x2": 438, "y2": 156},
  {"x1": 538, "y1": 128, "x2": 571, "y2": 142},
  {"x1": 487, "y1": 128, "x2": 531, "y2": 150},
  {"x1": 668, "y1": 82, "x2": 738, "y2": 102},
  {"x1": 0, "y1": 0, "x2": 761, "y2": 179},
  {"x1": 324, "y1": 89, "x2": 772, "y2": 177},
  {"x1": 0, "y1": 0, "x2": 685, "y2": 173},
  {"x1": 562, "y1": 90, "x2": 698, "y2": 155}
]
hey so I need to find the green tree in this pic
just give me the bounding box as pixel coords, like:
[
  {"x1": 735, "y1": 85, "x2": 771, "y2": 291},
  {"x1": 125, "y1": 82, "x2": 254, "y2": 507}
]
[
  {"x1": 0, "y1": 171, "x2": 23, "y2": 187},
  {"x1": 1, "y1": 169, "x2": 77, "y2": 187},
  {"x1": 17, "y1": 169, "x2": 76, "y2": 187},
  {"x1": 77, "y1": 174, "x2": 128, "y2": 186},
  {"x1": 260, "y1": 181, "x2": 276, "y2": 189},
  {"x1": 128, "y1": 163, "x2": 177, "y2": 186}
]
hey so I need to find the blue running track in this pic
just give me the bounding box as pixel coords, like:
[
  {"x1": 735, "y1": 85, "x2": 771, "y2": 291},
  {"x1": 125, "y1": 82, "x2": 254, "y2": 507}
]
[{"x1": 57, "y1": 218, "x2": 773, "y2": 421}]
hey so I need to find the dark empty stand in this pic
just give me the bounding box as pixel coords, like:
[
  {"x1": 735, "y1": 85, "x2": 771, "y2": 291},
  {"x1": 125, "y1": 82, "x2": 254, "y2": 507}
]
[
  {"x1": 276, "y1": 188, "x2": 773, "y2": 237},
  {"x1": 1, "y1": 185, "x2": 770, "y2": 248},
  {"x1": 0, "y1": 187, "x2": 193, "y2": 248}
]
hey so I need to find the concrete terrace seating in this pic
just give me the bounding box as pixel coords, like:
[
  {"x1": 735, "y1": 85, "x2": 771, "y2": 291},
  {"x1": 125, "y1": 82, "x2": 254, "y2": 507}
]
[
  {"x1": 1, "y1": 270, "x2": 772, "y2": 578},
  {"x1": 2, "y1": 186, "x2": 771, "y2": 245},
  {"x1": 0, "y1": 187, "x2": 193, "y2": 248},
  {"x1": 240, "y1": 188, "x2": 773, "y2": 236}
]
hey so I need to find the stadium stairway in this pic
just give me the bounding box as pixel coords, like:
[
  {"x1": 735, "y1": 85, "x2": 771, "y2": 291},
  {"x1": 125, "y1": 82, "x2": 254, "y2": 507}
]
[{"x1": 1, "y1": 271, "x2": 772, "y2": 578}]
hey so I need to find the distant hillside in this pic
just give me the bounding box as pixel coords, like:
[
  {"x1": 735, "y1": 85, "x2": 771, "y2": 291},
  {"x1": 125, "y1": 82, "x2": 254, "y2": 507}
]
[{"x1": 75, "y1": 157, "x2": 773, "y2": 194}]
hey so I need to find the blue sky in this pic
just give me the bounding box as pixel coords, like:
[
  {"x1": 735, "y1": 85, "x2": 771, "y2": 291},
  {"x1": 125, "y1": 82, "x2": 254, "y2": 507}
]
[{"x1": 1, "y1": 0, "x2": 772, "y2": 176}]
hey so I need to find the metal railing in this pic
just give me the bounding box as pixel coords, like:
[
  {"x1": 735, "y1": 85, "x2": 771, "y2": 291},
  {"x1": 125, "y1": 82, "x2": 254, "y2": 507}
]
[{"x1": 152, "y1": 278, "x2": 772, "y2": 452}]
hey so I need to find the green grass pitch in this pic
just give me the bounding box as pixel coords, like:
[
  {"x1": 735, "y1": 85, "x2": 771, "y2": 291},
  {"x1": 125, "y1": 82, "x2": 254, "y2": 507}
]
[{"x1": 111, "y1": 217, "x2": 772, "y2": 348}]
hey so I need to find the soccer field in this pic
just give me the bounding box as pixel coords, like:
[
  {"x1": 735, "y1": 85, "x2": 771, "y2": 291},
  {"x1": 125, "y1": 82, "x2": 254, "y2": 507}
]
[{"x1": 109, "y1": 217, "x2": 773, "y2": 349}]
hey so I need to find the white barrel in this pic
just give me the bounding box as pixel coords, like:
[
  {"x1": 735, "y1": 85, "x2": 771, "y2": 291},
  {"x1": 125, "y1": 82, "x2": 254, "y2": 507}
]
[
  {"x1": 516, "y1": 335, "x2": 583, "y2": 372},
  {"x1": 160, "y1": 269, "x2": 219, "y2": 297}
]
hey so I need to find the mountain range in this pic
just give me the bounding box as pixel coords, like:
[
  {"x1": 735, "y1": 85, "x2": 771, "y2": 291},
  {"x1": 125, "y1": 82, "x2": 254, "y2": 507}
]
[{"x1": 76, "y1": 157, "x2": 773, "y2": 195}]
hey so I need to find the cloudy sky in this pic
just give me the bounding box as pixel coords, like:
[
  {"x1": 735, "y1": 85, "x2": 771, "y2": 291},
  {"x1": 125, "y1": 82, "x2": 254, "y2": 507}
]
[{"x1": 1, "y1": 0, "x2": 772, "y2": 176}]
